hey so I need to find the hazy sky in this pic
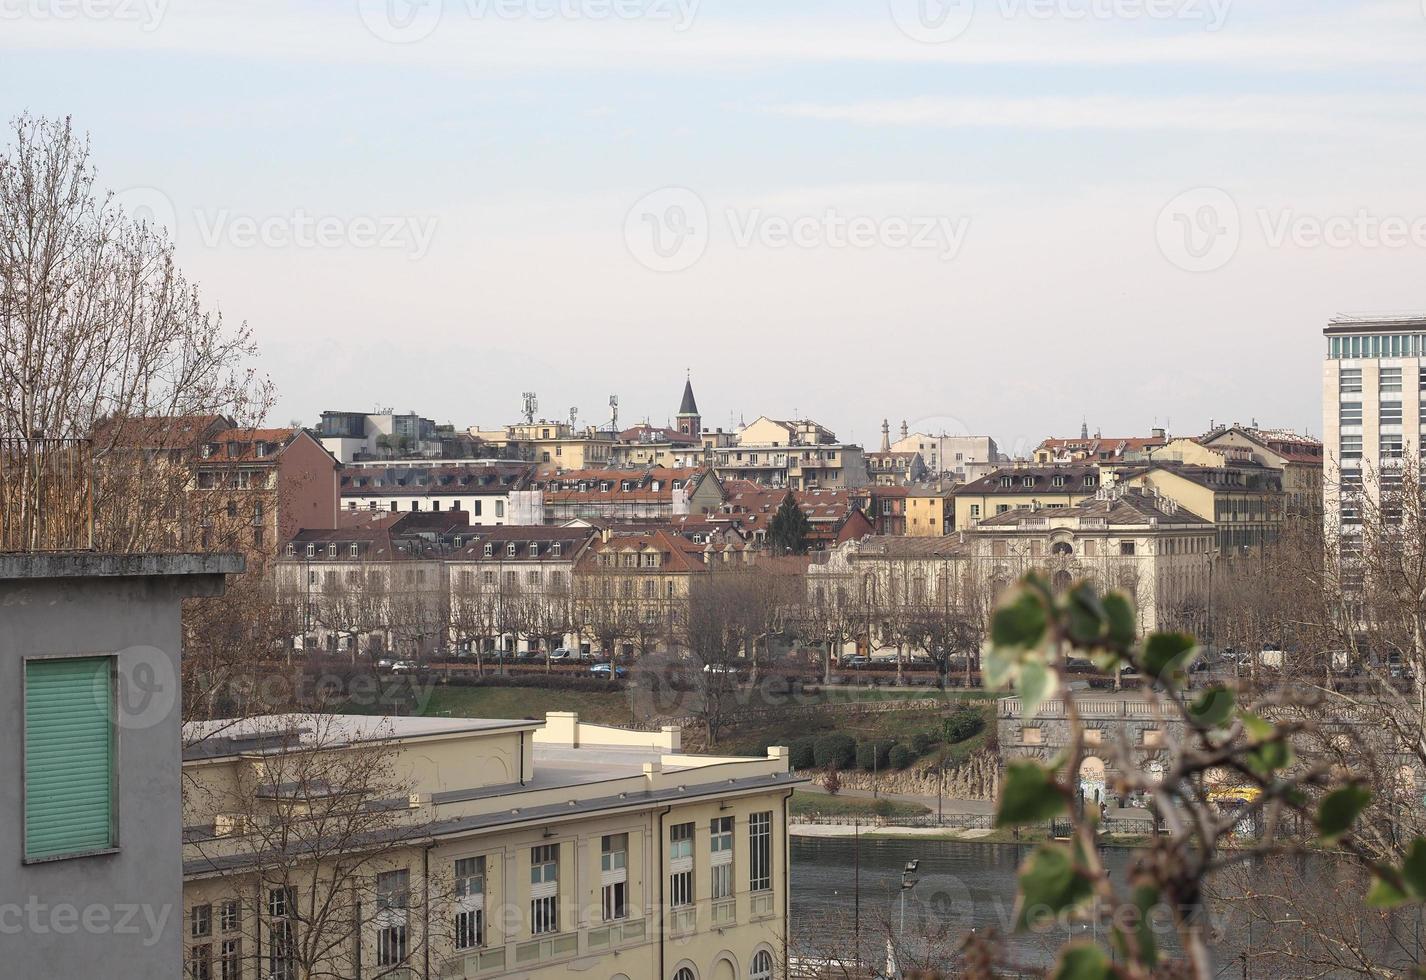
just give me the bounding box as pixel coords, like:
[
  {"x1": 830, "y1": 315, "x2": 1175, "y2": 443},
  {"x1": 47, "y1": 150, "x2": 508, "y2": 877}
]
[{"x1": 6, "y1": 0, "x2": 1426, "y2": 455}]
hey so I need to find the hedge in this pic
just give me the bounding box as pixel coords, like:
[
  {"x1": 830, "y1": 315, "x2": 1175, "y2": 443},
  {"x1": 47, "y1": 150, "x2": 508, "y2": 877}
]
[
  {"x1": 888, "y1": 744, "x2": 916, "y2": 770},
  {"x1": 789, "y1": 737, "x2": 816, "y2": 770},
  {"x1": 813, "y1": 733, "x2": 856, "y2": 769},
  {"x1": 855, "y1": 739, "x2": 893, "y2": 771},
  {"x1": 943, "y1": 705, "x2": 985, "y2": 744}
]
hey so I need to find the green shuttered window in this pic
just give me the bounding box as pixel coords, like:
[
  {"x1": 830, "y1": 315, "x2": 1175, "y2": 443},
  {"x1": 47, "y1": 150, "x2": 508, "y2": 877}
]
[{"x1": 24, "y1": 656, "x2": 116, "y2": 861}]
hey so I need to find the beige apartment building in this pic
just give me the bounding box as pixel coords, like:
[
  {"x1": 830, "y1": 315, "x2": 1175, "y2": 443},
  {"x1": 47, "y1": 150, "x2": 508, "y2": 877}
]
[
  {"x1": 1321, "y1": 313, "x2": 1426, "y2": 568},
  {"x1": 181, "y1": 712, "x2": 800, "y2": 980},
  {"x1": 951, "y1": 465, "x2": 1102, "y2": 530}
]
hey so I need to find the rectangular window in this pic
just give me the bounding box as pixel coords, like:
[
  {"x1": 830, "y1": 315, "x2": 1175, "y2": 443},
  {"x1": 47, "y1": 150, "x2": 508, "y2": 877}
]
[
  {"x1": 1340, "y1": 368, "x2": 1362, "y2": 394},
  {"x1": 1381, "y1": 402, "x2": 1403, "y2": 424},
  {"x1": 267, "y1": 887, "x2": 296, "y2": 980},
  {"x1": 219, "y1": 940, "x2": 241, "y2": 980},
  {"x1": 531, "y1": 844, "x2": 559, "y2": 934},
  {"x1": 455, "y1": 856, "x2": 485, "y2": 948},
  {"x1": 191, "y1": 904, "x2": 213, "y2": 939},
  {"x1": 24, "y1": 656, "x2": 115, "y2": 861},
  {"x1": 1340, "y1": 434, "x2": 1363, "y2": 460},
  {"x1": 1381, "y1": 367, "x2": 1403, "y2": 393},
  {"x1": 377, "y1": 924, "x2": 408, "y2": 967},
  {"x1": 601, "y1": 834, "x2": 629, "y2": 921},
  {"x1": 1381, "y1": 433, "x2": 1405, "y2": 459},
  {"x1": 219, "y1": 901, "x2": 240, "y2": 934},
  {"x1": 1339, "y1": 402, "x2": 1363, "y2": 425},
  {"x1": 749, "y1": 812, "x2": 773, "y2": 892},
  {"x1": 187, "y1": 944, "x2": 213, "y2": 980},
  {"x1": 711, "y1": 817, "x2": 734, "y2": 900},
  {"x1": 669, "y1": 821, "x2": 695, "y2": 907}
]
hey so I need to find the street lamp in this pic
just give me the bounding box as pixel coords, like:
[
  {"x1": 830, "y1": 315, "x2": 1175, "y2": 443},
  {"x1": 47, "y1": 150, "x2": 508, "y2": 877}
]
[{"x1": 899, "y1": 858, "x2": 921, "y2": 936}]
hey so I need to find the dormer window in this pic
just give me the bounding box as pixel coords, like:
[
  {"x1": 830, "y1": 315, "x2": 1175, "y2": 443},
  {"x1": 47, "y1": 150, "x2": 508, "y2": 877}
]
[
  {"x1": 306, "y1": 543, "x2": 316, "y2": 558},
  {"x1": 528, "y1": 543, "x2": 539, "y2": 558},
  {"x1": 551, "y1": 542, "x2": 562, "y2": 557},
  {"x1": 327, "y1": 544, "x2": 337, "y2": 558},
  {"x1": 483, "y1": 543, "x2": 494, "y2": 558},
  {"x1": 621, "y1": 481, "x2": 632, "y2": 491},
  {"x1": 286, "y1": 544, "x2": 296, "y2": 557},
  {"x1": 1021, "y1": 476, "x2": 1034, "y2": 488},
  {"x1": 202, "y1": 443, "x2": 215, "y2": 458},
  {"x1": 1084, "y1": 475, "x2": 1098, "y2": 487},
  {"x1": 999, "y1": 476, "x2": 1013, "y2": 487},
  {"x1": 1051, "y1": 475, "x2": 1066, "y2": 488},
  {"x1": 255, "y1": 442, "x2": 268, "y2": 458},
  {"x1": 350, "y1": 543, "x2": 359, "y2": 557},
  {"x1": 506, "y1": 542, "x2": 517, "y2": 558}
]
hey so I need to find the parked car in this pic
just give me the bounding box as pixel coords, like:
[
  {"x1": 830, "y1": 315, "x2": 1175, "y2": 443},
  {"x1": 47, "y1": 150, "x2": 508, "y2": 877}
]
[
  {"x1": 840, "y1": 655, "x2": 871, "y2": 669},
  {"x1": 547, "y1": 648, "x2": 579, "y2": 662},
  {"x1": 589, "y1": 662, "x2": 627, "y2": 678},
  {"x1": 390, "y1": 660, "x2": 425, "y2": 674},
  {"x1": 375, "y1": 658, "x2": 396, "y2": 671}
]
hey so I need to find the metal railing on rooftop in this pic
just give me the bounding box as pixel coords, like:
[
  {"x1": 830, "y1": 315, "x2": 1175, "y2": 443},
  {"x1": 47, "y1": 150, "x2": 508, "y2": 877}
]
[{"x1": 0, "y1": 437, "x2": 94, "y2": 552}]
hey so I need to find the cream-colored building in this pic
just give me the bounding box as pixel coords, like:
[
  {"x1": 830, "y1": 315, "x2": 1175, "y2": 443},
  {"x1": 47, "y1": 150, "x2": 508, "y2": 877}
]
[
  {"x1": 905, "y1": 489, "x2": 954, "y2": 536},
  {"x1": 951, "y1": 465, "x2": 1102, "y2": 530},
  {"x1": 181, "y1": 712, "x2": 800, "y2": 980}
]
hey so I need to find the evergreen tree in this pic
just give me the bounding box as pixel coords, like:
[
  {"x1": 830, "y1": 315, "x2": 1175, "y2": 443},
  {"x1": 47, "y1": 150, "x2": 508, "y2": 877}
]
[{"x1": 768, "y1": 493, "x2": 810, "y2": 555}]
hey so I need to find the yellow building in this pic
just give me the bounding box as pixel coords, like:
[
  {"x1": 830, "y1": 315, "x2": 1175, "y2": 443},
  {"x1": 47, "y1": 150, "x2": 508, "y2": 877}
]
[
  {"x1": 905, "y1": 489, "x2": 954, "y2": 536},
  {"x1": 181, "y1": 712, "x2": 800, "y2": 980},
  {"x1": 1113, "y1": 462, "x2": 1283, "y2": 557},
  {"x1": 950, "y1": 465, "x2": 1102, "y2": 530}
]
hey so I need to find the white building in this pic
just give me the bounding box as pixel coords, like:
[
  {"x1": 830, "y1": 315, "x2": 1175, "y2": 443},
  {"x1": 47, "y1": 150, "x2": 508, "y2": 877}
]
[
  {"x1": 340, "y1": 461, "x2": 543, "y2": 525},
  {"x1": 890, "y1": 425, "x2": 1000, "y2": 482}
]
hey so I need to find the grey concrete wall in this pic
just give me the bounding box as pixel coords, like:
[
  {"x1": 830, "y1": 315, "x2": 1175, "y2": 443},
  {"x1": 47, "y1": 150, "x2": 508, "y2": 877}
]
[{"x1": 0, "y1": 557, "x2": 237, "y2": 979}]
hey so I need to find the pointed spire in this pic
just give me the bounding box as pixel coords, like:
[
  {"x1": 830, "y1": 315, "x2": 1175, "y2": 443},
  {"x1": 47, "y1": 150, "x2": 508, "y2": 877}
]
[
  {"x1": 678, "y1": 376, "x2": 699, "y2": 417},
  {"x1": 880, "y1": 419, "x2": 891, "y2": 452}
]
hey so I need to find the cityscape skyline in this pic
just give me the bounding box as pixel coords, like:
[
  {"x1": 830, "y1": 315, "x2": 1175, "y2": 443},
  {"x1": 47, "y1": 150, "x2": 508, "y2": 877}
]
[{"x1": 10, "y1": 2, "x2": 1424, "y2": 443}]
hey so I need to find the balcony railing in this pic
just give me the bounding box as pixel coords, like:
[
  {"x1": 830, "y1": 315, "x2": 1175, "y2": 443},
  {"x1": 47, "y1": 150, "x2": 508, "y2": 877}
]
[{"x1": 0, "y1": 437, "x2": 94, "y2": 552}]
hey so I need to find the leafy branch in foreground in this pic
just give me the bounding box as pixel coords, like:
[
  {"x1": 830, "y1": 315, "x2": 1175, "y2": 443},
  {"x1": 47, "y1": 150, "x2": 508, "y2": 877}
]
[{"x1": 981, "y1": 573, "x2": 1411, "y2": 980}]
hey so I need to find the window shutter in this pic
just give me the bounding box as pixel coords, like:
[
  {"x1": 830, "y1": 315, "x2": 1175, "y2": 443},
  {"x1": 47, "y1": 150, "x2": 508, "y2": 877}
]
[{"x1": 25, "y1": 657, "x2": 115, "y2": 860}]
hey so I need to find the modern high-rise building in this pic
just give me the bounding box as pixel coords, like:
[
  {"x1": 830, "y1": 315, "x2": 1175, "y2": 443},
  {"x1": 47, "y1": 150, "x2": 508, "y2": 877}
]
[{"x1": 1321, "y1": 312, "x2": 1426, "y2": 551}]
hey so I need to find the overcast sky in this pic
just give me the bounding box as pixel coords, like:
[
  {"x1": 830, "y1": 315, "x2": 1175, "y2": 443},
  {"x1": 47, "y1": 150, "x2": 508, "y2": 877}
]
[{"x1": 6, "y1": 0, "x2": 1426, "y2": 455}]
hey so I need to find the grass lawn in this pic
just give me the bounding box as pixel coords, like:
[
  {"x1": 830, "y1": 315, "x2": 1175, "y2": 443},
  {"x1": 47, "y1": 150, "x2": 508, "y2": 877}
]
[
  {"x1": 789, "y1": 790, "x2": 929, "y2": 819},
  {"x1": 410, "y1": 685, "x2": 637, "y2": 726}
]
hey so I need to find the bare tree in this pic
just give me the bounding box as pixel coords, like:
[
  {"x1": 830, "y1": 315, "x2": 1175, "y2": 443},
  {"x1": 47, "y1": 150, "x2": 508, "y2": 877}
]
[
  {"x1": 185, "y1": 714, "x2": 440, "y2": 980},
  {"x1": 0, "y1": 113, "x2": 270, "y2": 551}
]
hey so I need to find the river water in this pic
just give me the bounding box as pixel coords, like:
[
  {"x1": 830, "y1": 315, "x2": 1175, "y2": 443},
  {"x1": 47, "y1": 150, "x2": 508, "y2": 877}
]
[{"x1": 788, "y1": 836, "x2": 1426, "y2": 976}]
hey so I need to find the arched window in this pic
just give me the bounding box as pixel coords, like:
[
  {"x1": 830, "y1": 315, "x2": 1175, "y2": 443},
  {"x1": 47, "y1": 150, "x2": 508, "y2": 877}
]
[
  {"x1": 1051, "y1": 542, "x2": 1073, "y2": 556},
  {"x1": 674, "y1": 968, "x2": 696, "y2": 980},
  {"x1": 750, "y1": 950, "x2": 774, "y2": 980}
]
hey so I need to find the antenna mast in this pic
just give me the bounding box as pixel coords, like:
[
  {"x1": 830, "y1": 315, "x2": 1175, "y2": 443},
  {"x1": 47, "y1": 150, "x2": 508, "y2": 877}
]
[{"x1": 522, "y1": 392, "x2": 538, "y2": 425}]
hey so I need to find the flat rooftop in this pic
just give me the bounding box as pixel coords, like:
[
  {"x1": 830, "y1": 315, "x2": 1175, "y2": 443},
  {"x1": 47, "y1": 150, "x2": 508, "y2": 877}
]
[
  {"x1": 1325, "y1": 311, "x2": 1426, "y2": 333},
  {"x1": 0, "y1": 551, "x2": 245, "y2": 581},
  {"x1": 183, "y1": 714, "x2": 541, "y2": 761}
]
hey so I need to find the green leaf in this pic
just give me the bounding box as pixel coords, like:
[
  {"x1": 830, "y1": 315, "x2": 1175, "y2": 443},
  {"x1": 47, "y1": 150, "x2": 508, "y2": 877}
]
[
  {"x1": 1403, "y1": 838, "x2": 1426, "y2": 900},
  {"x1": 983, "y1": 642, "x2": 1020, "y2": 690},
  {"x1": 1317, "y1": 784, "x2": 1371, "y2": 841},
  {"x1": 1240, "y1": 711, "x2": 1274, "y2": 740},
  {"x1": 1367, "y1": 872, "x2": 1409, "y2": 908},
  {"x1": 1018, "y1": 658, "x2": 1058, "y2": 719},
  {"x1": 1015, "y1": 844, "x2": 1094, "y2": 930},
  {"x1": 1141, "y1": 632, "x2": 1198, "y2": 680},
  {"x1": 997, "y1": 759, "x2": 1067, "y2": 827},
  {"x1": 1130, "y1": 884, "x2": 1160, "y2": 966},
  {"x1": 1051, "y1": 942, "x2": 1113, "y2": 980},
  {"x1": 1188, "y1": 687, "x2": 1235, "y2": 728},
  {"x1": 1065, "y1": 583, "x2": 1106, "y2": 647},
  {"x1": 992, "y1": 589, "x2": 1049, "y2": 651},
  {"x1": 1245, "y1": 739, "x2": 1292, "y2": 776},
  {"x1": 1102, "y1": 591, "x2": 1137, "y2": 645}
]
